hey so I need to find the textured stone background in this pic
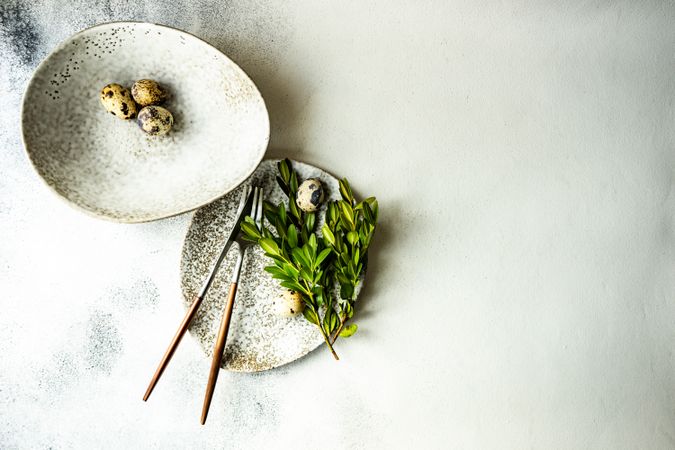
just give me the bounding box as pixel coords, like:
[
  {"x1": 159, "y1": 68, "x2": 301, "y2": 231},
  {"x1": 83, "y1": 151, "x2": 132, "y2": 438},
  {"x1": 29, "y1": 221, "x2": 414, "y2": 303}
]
[{"x1": 2, "y1": 1, "x2": 675, "y2": 448}]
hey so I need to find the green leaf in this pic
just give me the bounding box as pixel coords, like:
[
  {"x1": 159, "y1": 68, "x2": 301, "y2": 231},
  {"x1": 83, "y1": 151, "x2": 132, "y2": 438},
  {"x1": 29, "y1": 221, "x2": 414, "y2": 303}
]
[
  {"x1": 342, "y1": 301, "x2": 354, "y2": 318},
  {"x1": 278, "y1": 202, "x2": 287, "y2": 225},
  {"x1": 334, "y1": 231, "x2": 343, "y2": 249},
  {"x1": 264, "y1": 211, "x2": 277, "y2": 225},
  {"x1": 339, "y1": 201, "x2": 355, "y2": 229},
  {"x1": 323, "y1": 307, "x2": 333, "y2": 332},
  {"x1": 264, "y1": 266, "x2": 290, "y2": 281},
  {"x1": 275, "y1": 217, "x2": 287, "y2": 240},
  {"x1": 278, "y1": 159, "x2": 291, "y2": 182},
  {"x1": 308, "y1": 233, "x2": 318, "y2": 251},
  {"x1": 263, "y1": 201, "x2": 278, "y2": 225},
  {"x1": 330, "y1": 312, "x2": 339, "y2": 331},
  {"x1": 259, "y1": 238, "x2": 280, "y2": 256},
  {"x1": 287, "y1": 224, "x2": 298, "y2": 248},
  {"x1": 336, "y1": 271, "x2": 349, "y2": 285},
  {"x1": 299, "y1": 267, "x2": 313, "y2": 282},
  {"x1": 315, "y1": 248, "x2": 332, "y2": 267},
  {"x1": 280, "y1": 280, "x2": 306, "y2": 293},
  {"x1": 358, "y1": 228, "x2": 367, "y2": 245},
  {"x1": 276, "y1": 176, "x2": 289, "y2": 196},
  {"x1": 340, "y1": 283, "x2": 354, "y2": 300},
  {"x1": 240, "y1": 220, "x2": 261, "y2": 240},
  {"x1": 321, "y1": 225, "x2": 335, "y2": 247},
  {"x1": 263, "y1": 200, "x2": 277, "y2": 214},
  {"x1": 289, "y1": 194, "x2": 301, "y2": 219},
  {"x1": 314, "y1": 290, "x2": 324, "y2": 307},
  {"x1": 302, "y1": 244, "x2": 313, "y2": 265},
  {"x1": 267, "y1": 254, "x2": 287, "y2": 266},
  {"x1": 291, "y1": 247, "x2": 310, "y2": 268},
  {"x1": 353, "y1": 247, "x2": 360, "y2": 265},
  {"x1": 304, "y1": 212, "x2": 316, "y2": 233},
  {"x1": 341, "y1": 241, "x2": 349, "y2": 254},
  {"x1": 339, "y1": 324, "x2": 357, "y2": 338},
  {"x1": 323, "y1": 307, "x2": 335, "y2": 334},
  {"x1": 347, "y1": 261, "x2": 356, "y2": 278},
  {"x1": 290, "y1": 171, "x2": 299, "y2": 193},
  {"x1": 339, "y1": 178, "x2": 354, "y2": 203},
  {"x1": 282, "y1": 263, "x2": 300, "y2": 279},
  {"x1": 362, "y1": 201, "x2": 374, "y2": 224},
  {"x1": 365, "y1": 197, "x2": 379, "y2": 222},
  {"x1": 313, "y1": 270, "x2": 323, "y2": 284},
  {"x1": 303, "y1": 307, "x2": 319, "y2": 325},
  {"x1": 347, "y1": 231, "x2": 358, "y2": 246},
  {"x1": 327, "y1": 202, "x2": 338, "y2": 225},
  {"x1": 340, "y1": 251, "x2": 350, "y2": 265}
]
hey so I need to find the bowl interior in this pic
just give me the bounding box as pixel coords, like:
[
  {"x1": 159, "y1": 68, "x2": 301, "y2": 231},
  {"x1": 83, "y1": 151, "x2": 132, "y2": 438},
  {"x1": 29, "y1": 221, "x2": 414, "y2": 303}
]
[{"x1": 22, "y1": 22, "x2": 269, "y2": 222}]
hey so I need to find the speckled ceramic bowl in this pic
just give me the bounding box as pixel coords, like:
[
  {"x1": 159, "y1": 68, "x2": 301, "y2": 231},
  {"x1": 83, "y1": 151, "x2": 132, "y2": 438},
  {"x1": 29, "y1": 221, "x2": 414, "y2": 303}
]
[
  {"x1": 21, "y1": 22, "x2": 269, "y2": 222},
  {"x1": 181, "y1": 160, "x2": 363, "y2": 371}
]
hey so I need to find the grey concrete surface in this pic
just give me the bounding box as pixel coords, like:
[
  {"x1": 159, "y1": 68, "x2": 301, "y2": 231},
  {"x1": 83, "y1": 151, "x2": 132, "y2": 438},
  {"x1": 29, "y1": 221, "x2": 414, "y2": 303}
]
[{"x1": 2, "y1": 1, "x2": 675, "y2": 448}]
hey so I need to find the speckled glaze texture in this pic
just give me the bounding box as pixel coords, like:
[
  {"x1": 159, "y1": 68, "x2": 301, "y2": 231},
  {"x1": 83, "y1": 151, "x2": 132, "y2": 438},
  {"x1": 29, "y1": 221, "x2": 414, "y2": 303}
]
[
  {"x1": 181, "y1": 159, "x2": 361, "y2": 372},
  {"x1": 21, "y1": 22, "x2": 269, "y2": 222}
]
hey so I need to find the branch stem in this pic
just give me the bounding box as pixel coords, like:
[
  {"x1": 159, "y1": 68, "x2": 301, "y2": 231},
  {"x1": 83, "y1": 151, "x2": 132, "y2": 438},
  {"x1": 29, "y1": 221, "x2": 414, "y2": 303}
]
[
  {"x1": 320, "y1": 326, "x2": 340, "y2": 360},
  {"x1": 330, "y1": 316, "x2": 347, "y2": 345}
]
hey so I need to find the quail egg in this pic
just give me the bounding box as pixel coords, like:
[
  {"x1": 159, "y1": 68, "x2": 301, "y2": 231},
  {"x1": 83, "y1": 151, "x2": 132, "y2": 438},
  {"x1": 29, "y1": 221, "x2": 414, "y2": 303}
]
[
  {"x1": 137, "y1": 105, "x2": 174, "y2": 136},
  {"x1": 296, "y1": 178, "x2": 325, "y2": 212},
  {"x1": 273, "y1": 289, "x2": 304, "y2": 317},
  {"x1": 131, "y1": 79, "x2": 167, "y2": 106},
  {"x1": 100, "y1": 83, "x2": 137, "y2": 119}
]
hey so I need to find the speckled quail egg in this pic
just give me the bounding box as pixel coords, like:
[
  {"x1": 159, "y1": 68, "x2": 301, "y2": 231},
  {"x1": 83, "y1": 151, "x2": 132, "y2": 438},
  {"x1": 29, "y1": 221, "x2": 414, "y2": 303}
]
[
  {"x1": 273, "y1": 289, "x2": 304, "y2": 317},
  {"x1": 100, "y1": 83, "x2": 137, "y2": 119},
  {"x1": 137, "y1": 105, "x2": 174, "y2": 136},
  {"x1": 131, "y1": 79, "x2": 167, "y2": 106},
  {"x1": 296, "y1": 178, "x2": 325, "y2": 212}
]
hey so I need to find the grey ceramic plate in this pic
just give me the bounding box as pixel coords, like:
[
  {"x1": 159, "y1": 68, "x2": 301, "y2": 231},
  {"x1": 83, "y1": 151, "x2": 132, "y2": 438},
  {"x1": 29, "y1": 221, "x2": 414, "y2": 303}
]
[
  {"x1": 181, "y1": 160, "x2": 362, "y2": 371},
  {"x1": 21, "y1": 22, "x2": 269, "y2": 222}
]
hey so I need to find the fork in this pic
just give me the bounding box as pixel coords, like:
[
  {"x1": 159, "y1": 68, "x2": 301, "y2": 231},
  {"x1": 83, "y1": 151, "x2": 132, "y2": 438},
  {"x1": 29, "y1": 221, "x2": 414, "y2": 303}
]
[
  {"x1": 200, "y1": 185, "x2": 263, "y2": 425},
  {"x1": 143, "y1": 187, "x2": 252, "y2": 402}
]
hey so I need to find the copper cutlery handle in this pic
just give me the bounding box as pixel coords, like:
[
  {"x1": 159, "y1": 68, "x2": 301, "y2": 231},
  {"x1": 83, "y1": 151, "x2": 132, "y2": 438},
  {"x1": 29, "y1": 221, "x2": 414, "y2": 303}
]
[
  {"x1": 143, "y1": 294, "x2": 204, "y2": 401},
  {"x1": 200, "y1": 281, "x2": 238, "y2": 425}
]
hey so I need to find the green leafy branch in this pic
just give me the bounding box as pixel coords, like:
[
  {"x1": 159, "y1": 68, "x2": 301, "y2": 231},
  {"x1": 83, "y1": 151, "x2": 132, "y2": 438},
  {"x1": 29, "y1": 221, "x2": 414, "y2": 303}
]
[
  {"x1": 322, "y1": 179, "x2": 378, "y2": 344},
  {"x1": 241, "y1": 159, "x2": 339, "y2": 359},
  {"x1": 241, "y1": 159, "x2": 378, "y2": 360}
]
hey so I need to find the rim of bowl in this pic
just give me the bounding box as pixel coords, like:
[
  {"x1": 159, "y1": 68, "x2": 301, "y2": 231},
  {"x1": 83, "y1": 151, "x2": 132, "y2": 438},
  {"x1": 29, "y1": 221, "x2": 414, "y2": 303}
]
[{"x1": 20, "y1": 21, "x2": 270, "y2": 224}]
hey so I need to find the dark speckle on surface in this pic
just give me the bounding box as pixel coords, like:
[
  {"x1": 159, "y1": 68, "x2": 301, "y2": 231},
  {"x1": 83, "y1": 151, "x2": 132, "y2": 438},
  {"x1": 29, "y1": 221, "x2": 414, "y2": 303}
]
[
  {"x1": 310, "y1": 188, "x2": 322, "y2": 206},
  {"x1": 0, "y1": 1, "x2": 43, "y2": 66},
  {"x1": 84, "y1": 311, "x2": 123, "y2": 374}
]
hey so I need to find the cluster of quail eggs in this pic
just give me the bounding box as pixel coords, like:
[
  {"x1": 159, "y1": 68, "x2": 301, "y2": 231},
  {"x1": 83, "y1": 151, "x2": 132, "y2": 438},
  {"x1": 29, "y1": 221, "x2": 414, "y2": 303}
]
[{"x1": 100, "y1": 79, "x2": 174, "y2": 136}]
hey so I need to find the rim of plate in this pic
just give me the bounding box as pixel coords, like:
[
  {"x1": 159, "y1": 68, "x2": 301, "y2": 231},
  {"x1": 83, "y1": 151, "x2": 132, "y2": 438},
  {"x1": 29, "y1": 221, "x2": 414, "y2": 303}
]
[{"x1": 20, "y1": 21, "x2": 270, "y2": 223}]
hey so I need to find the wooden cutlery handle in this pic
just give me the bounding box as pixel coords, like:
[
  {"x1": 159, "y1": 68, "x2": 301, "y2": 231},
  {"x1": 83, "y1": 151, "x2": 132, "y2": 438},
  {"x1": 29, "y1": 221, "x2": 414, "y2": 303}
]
[
  {"x1": 201, "y1": 282, "x2": 238, "y2": 425},
  {"x1": 143, "y1": 294, "x2": 204, "y2": 401}
]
